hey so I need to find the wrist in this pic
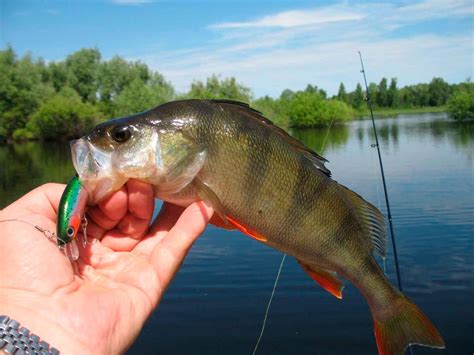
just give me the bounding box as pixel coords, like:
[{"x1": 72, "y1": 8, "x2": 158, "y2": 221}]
[{"x1": 1, "y1": 289, "x2": 93, "y2": 355}]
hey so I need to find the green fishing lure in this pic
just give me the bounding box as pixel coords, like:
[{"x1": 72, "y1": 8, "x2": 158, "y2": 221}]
[{"x1": 57, "y1": 174, "x2": 89, "y2": 259}]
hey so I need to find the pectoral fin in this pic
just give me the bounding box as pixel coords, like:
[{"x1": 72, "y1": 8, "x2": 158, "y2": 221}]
[
  {"x1": 298, "y1": 260, "x2": 344, "y2": 299},
  {"x1": 194, "y1": 178, "x2": 266, "y2": 242},
  {"x1": 210, "y1": 214, "x2": 235, "y2": 230},
  {"x1": 194, "y1": 178, "x2": 229, "y2": 225}
]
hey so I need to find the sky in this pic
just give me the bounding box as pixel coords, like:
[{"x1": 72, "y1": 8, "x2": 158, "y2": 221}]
[{"x1": 1, "y1": 0, "x2": 473, "y2": 97}]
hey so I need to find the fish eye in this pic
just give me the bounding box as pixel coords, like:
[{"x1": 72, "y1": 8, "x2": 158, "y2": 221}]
[
  {"x1": 66, "y1": 226, "x2": 75, "y2": 238},
  {"x1": 110, "y1": 126, "x2": 131, "y2": 143}
]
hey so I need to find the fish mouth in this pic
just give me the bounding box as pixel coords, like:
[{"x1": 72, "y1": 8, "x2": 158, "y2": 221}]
[
  {"x1": 71, "y1": 138, "x2": 117, "y2": 178},
  {"x1": 70, "y1": 138, "x2": 127, "y2": 203}
]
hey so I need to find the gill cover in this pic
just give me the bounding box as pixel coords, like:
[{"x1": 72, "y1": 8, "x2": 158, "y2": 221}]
[{"x1": 72, "y1": 119, "x2": 206, "y2": 203}]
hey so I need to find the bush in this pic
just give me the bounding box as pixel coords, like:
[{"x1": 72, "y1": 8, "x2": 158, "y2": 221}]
[
  {"x1": 12, "y1": 128, "x2": 35, "y2": 141},
  {"x1": 113, "y1": 77, "x2": 174, "y2": 117},
  {"x1": 447, "y1": 86, "x2": 474, "y2": 121},
  {"x1": 27, "y1": 88, "x2": 101, "y2": 140},
  {"x1": 252, "y1": 96, "x2": 289, "y2": 128},
  {"x1": 288, "y1": 92, "x2": 353, "y2": 128},
  {"x1": 186, "y1": 75, "x2": 252, "y2": 103}
]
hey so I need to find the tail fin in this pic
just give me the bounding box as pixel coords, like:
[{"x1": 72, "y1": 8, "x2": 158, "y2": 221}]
[{"x1": 373, "y1": 296, "x2": 445, "y2": 355}]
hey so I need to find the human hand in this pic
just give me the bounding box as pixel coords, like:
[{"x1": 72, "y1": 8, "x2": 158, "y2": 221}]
[{"x1": 0, "y1": 180, "x2": 213, "y2": 354}]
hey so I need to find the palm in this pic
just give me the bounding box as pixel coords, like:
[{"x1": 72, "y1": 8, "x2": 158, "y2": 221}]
[{"x1": 0, "y1": 181, "x2": 213, "y2": 354}]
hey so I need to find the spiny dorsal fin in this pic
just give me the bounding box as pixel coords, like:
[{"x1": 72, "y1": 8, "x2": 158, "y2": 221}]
[
  {"x1": 209, "y1": 99, "x2": 263, "y2": 115},
  {"x1": 338, "y1": 184, "x2": 386, "y2": 257},
  {"x1": 209, "y1": 99, "x2": 331, "y2": 177}
]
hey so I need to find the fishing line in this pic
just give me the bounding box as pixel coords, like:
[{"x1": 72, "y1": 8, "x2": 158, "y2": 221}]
[
  {"x1": 252, "y1": 253, "x2": 286, "y2": 355},
  {"x1": 0, "y1": 217, "x2": 86, "y2": 260},
  {"x1": 252, "y1": 119, "x2": 334, "y2": 355},
  {"x1": 0, "y1": 218, "x2": 57, "y2": 242}
]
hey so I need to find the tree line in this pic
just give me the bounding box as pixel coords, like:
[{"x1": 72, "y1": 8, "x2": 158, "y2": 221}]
[
  {"x1": 1, "y1": 46, "x2": 472, "y2": 141},
  {"x1": 335, "y1": 77, "x2": 472, "y2": 111}
]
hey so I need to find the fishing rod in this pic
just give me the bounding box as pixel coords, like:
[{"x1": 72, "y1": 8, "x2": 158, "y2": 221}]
[{"x1": 357, "y1": 51, "x2": 403, "y2": 292}]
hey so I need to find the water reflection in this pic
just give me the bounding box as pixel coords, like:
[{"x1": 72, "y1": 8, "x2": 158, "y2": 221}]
[
  {"x1": 0, "y1": 141, "x2": 73, "y2": 207},
  {"x1": 291, "y1": 123, "x2": 349, "y2": 154},
  {"x1": 356, "y1": 114, "x2": 473, "y2": 159}
]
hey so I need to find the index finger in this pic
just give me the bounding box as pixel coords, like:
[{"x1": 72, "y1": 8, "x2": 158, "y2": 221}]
[{"x1": 149, "y1": 202, "x2": 213, "y2": 287}]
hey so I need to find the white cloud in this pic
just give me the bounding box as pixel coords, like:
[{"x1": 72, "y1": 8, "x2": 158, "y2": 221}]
[
  {"x1": 211, "y1": 8, "x2": 364, "y2": 29},
  {"x1": 137, "y1": 1, "x2": 473, "y2": 97},
  {"x1": 398, "y1": 0, "x2": 474, "y2": 19},
  {"x1": 142, "y1": 34, "x2": 471, "y2": 97}
]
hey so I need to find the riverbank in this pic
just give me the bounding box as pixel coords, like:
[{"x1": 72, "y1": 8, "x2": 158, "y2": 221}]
[{"x1": 359, "y1": 105, "x2": 447, "y2": 118}]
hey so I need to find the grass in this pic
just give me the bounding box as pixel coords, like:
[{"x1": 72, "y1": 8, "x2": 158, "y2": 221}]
[{"x1": 355, "y1": 105, "x2": 447, "y2": 118}]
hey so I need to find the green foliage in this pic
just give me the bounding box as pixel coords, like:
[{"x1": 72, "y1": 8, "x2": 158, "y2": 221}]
[
  {"x1": 187, "y1": 75, "x2": 252, "y2": 102},
  {"x1": 428, "y1": 77, "x2": 450, "y2": 106},
  {"x1": 337, "y1": 82, "x2": 347, "y2": 103},
  {"x1": 0, "y1": 46, "x2": 174, "y2": 140},
  {"x1": 114, "y1": 76, "x2": 174, "y2": 117},
  {"x1": 65, "y1": 48, "x2": 101, "y2": 102},
  {"x1": 27, "y1": 88, "x2": 100, "y2": 140},
  {"x1": 351, "y1": 83, "x2": 365, "y2": 109},
  {"x1": 12, "y1": 128, "x2": 35, "y2": 141},
  {"x1": 288, "y1": 91, "x2": 353, "y2": 128},
  {"x1": 0, "y1": 47, "x2": 55, "y2": 137},
  {"x1": 447, "y1": 84, "x2": 474, "y2": 121},
  {"x1": 368, "y1": 83, "x2": 378, "y2": 106},
  {"x1": 97, "y1": 56, "x2": 153, "y2": 115},
  {"x1": 376, "y1": 77, "x2": 388, "y2": 107},
  {"x1": 398, "y1": 83, "x2": 430, "y2": 107},
  {"x1": 305, "y1": 84, "x2": 327, "y2": 99},
  {"x1": 252, "y1": 96, "x2": 289, "y2": 128},
  {"x1": 387, "y1": 78, "x2": 398, "y2": 108}
]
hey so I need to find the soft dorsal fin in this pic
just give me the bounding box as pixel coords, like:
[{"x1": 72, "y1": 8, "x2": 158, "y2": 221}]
[
  {"x1": 209, "y1": 99, "x2": 331, "y2": 177},
  {"x1": 338, "y1": 184, "x2": 387, "y2": 257}
]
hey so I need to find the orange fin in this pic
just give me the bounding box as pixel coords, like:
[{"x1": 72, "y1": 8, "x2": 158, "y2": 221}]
[
  {"x1": 298, "y1": 260, "x2": 344, "y2": 299},
  {"x1": 210, "y1": 214, "x2": 235, "y2": 230},
  {"x1": 373, "y1": 296, "x2": 445, "y2": 355},
  {"x1": 226, "y1": 216, "x2": 267, "y2": 242}
]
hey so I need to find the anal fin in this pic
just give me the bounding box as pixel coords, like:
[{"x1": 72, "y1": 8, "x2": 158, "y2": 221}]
[{"x1": 298, "y1": 260, "x2": 344, "y2": 299}]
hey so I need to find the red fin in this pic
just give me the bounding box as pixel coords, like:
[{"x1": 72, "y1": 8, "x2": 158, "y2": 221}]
[
  {"x1": 373, "y1": 296, "x2": 445, "y2": 355},
  {"x1": 210, "y1": 214, "x2": 235, "y2": 230},
  {"x1": 298, "y1": 260, "x2": 344, "y2": 299},
  {"x1": 226, "y1": 216, "x2": 267, "y2": 242}
]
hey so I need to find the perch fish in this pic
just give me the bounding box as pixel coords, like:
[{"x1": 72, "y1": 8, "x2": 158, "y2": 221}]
[{"x1": 70, "y1": 99, "x2": 444, "y2": 355}]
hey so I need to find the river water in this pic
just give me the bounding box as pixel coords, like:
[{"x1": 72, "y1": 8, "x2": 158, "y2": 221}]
[{"x1": 0, "y1": 113, "x2": 472, "y2": 354}]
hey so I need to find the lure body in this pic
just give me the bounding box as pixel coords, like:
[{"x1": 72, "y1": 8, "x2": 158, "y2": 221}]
[{"x1": 57, "y1": 174, "x2": 88, "y2": 247}]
